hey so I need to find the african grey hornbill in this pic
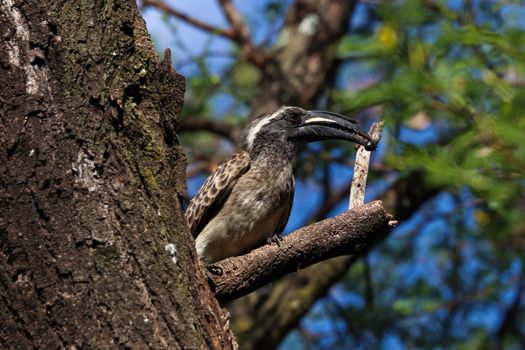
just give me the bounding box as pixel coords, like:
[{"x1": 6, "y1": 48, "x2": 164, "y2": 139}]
[{"x1": 185, "y1": 106, "x2": 375, "y2": 263}]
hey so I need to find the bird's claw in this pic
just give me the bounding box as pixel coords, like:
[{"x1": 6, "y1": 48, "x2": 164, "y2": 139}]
[
  {"x1": 206, "y1": 264, "x2": 223, "y2": 276},
  {"x1": 267, "y1": 234, "x2": 283, "y2": 246}
]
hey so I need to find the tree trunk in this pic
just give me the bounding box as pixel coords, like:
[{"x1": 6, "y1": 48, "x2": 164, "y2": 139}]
[{"x1": 0, "y1": 0, "x2": 234, "y2": 348}]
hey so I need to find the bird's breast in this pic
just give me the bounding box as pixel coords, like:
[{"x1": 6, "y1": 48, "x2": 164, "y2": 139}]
[
  {"x1": 228, "y1": 165, "x2": 293, "y2": 226},
  {"x1": 195, "y1": 161, "x2": 294, "y2": 263}
]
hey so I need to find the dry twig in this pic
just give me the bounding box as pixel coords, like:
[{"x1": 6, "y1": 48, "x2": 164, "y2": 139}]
[{"x1": 349, "y1": 121, "x2": 384, "y2": 209}]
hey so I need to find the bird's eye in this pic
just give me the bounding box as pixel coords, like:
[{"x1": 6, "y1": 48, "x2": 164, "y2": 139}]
[{"x1": 287, "y1": 112, "x2": 302, "y2": 124}]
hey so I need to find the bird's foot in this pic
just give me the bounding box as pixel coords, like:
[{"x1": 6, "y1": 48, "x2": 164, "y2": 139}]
[
  {"x1": 199, "y1": 255, "x2": 223, "y2": 276},
  {"x1": 206, "y1": 264, "x2": 223, "y2": 276},
  {"x1": 267, "y1": 234, "x2": 283, "y2": 246}
]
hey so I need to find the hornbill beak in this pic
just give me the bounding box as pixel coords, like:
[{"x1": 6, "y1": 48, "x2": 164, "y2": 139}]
[{"x1": 293, "y1": 110, "x2": 376, "y2": 151}]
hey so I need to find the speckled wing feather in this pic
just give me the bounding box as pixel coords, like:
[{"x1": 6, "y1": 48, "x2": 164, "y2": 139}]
[{"x1": 185, "y1": 151, "x2": 251, "y2": 238}]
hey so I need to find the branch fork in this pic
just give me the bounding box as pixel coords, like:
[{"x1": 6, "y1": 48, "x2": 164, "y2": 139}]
[{"x1": 142, "y1": 0, "x2": 269, "y2": 66}]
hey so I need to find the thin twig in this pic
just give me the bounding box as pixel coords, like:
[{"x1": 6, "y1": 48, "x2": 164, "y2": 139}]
[
  {"x1": 215, "y1": 0, "x2": 269, "y2": 66},
  {"x1": 349, "y1": 121, "x2": 384, "y2": 209},
  {"x1": 142, "y1": 0, "x2": 236, "y2": 41},
  {"x1": 143, "y1": 0, "x2": 269, "y2": 66},
  {"x1": 217, "y1": 0, "x2": 251, "y2": 43}
]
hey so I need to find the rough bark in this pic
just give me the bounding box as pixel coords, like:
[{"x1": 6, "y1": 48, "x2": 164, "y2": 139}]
[
  {"x1": 211, "y1": 201, "x2": 392, "y2": 303},
  {"x1": 0, "y1": 0, "x2": 234, "y2": 348}
]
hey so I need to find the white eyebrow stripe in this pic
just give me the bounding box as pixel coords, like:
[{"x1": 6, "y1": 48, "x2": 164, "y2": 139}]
[
  {"x1": 304, "y1": 116, "x2": 338, "y2": 124},
  {"x1": 246, "y1": 108, "x2": 284, "y2": 150}
]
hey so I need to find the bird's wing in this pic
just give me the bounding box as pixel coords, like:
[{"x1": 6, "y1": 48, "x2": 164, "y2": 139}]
[
  {"x1": 273, "y1": 175, "x2": 295, "y2": 237},
  {"x1": 185, "y1": 151, "x2": 251, "y2": 238}
]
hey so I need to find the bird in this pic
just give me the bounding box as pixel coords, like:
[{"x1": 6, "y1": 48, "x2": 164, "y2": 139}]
[{"x1": 185, "y1": 106, "x2": 375, "y2": 263}]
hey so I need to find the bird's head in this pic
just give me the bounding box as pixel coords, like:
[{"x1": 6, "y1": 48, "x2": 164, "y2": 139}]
[{"x1": 243, "y1": 106, "x2": 376, "y2": 155}]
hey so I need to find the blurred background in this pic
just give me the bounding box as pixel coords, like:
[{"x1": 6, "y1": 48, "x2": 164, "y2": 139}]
[{"x1": 140, "y1": 1, "x2": 525, "y2": 349}]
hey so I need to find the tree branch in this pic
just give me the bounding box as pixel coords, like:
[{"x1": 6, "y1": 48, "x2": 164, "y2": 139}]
[
  {"x1": 142, "y1": 0, "x2": 269, "y2": 66},
  {"x1": 349, "y1": 121, "x2": 384, "y2": 208},
  {"x1": 215, "y1": 0, "x2": 269, "y2": 66},
  {"x1": 177, "y1": 117, "x2": 240, "y2": 142},
  {"x1": 142, "y1": 0, "x2": 237, "y2": 41},
  {"x1": 217, "y1": 0, "x2": 251, "y2": 44},
  {"x1": 209, "y1": 201, "x2": 393, "y2": 303},
  {"x1": 232, "y1": 172, "x2": 439, "y2": 349}
]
